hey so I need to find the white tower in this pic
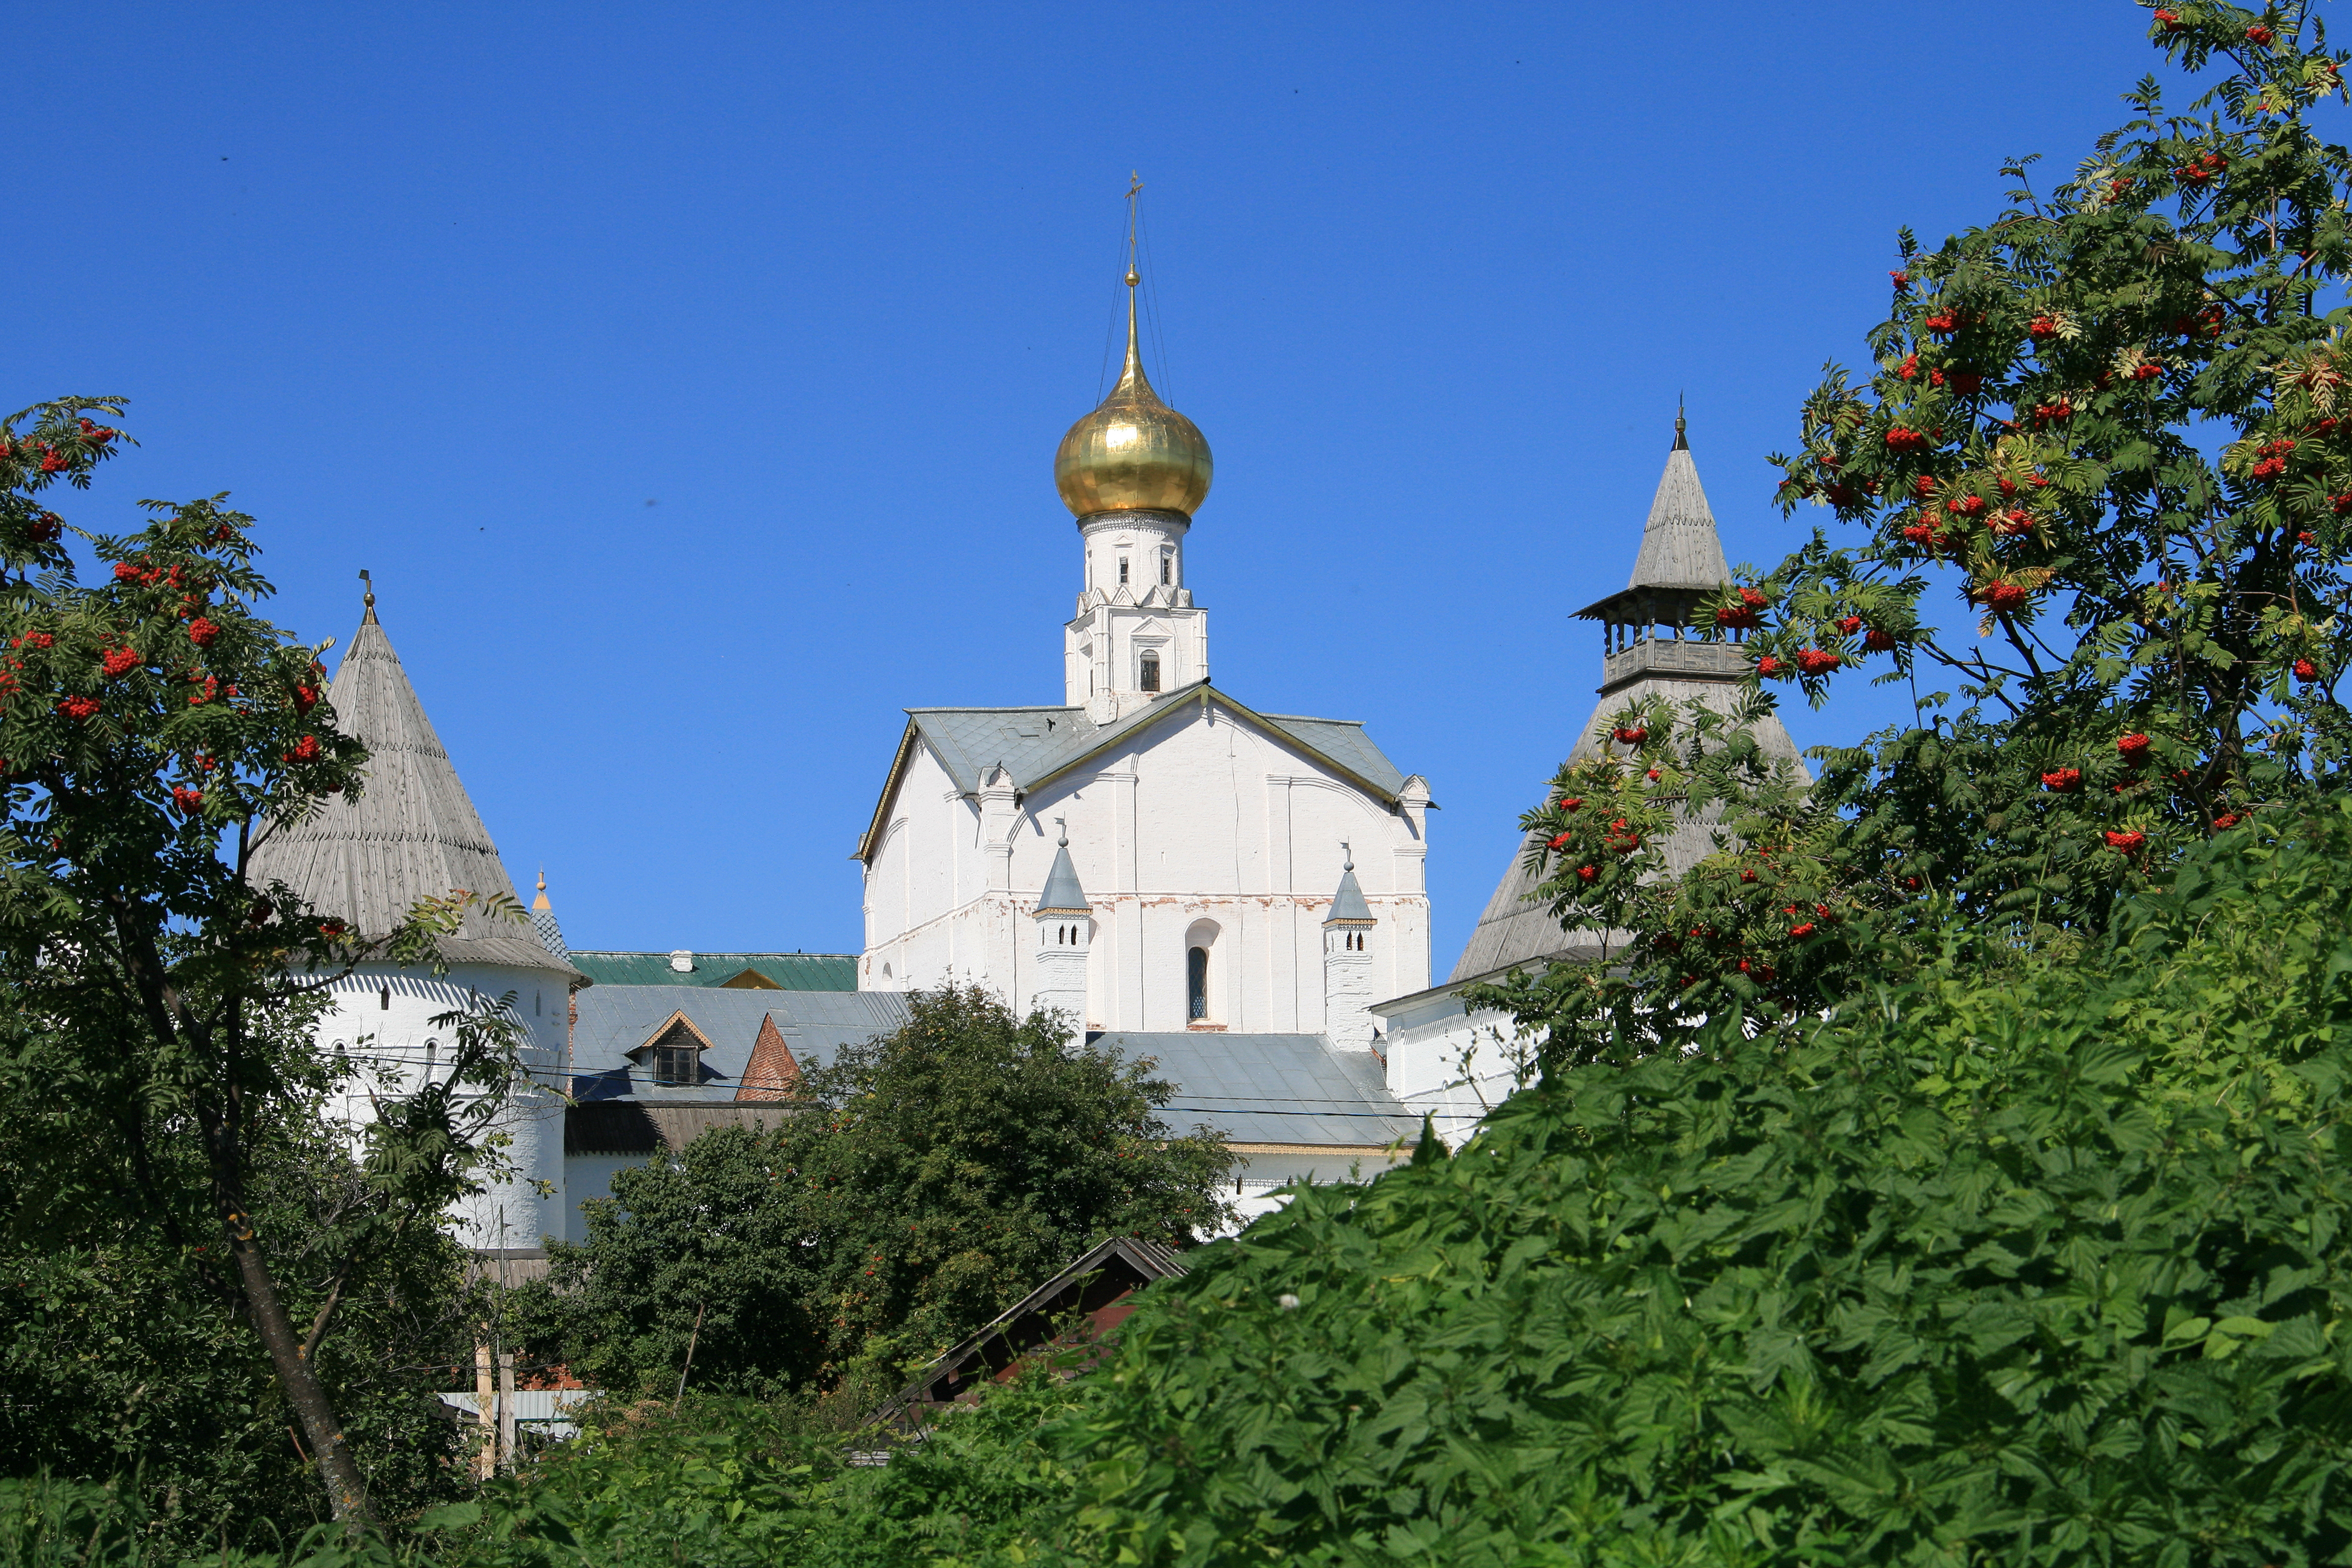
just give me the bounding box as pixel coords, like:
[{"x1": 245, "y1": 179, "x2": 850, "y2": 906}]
[
  {"x1": 1055, "y1": 240, "x2": 1214, "y2": 725},
  {"x1": 1322, "y1": 844, "x2": 1377, "y2": 1048},
  {"x1": 1030, "y1": 817, "x2": 1093, "y2": 1040},
  {"x1": 247, "y1": 580, "x2": 587, "y2": 1256}
]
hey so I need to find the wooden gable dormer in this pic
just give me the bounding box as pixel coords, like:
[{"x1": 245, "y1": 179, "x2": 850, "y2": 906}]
[{"x1": 627, "y1": 1011, "x2": 716, "y2": 1087}]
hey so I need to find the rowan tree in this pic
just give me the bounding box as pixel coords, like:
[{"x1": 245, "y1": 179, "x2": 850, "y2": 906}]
[
  {"x1": 0, "y1": 396, "x2": 532, "y2": 1526},
  {"x1": 1487, "y1": 1, "x2": 2352, "y2": 1056}
]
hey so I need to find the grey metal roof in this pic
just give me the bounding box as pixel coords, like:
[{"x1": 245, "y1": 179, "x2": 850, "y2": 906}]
[
  {"x1": 865, "y1": 683, "x2": 1413, "y2": 861},
  {"x1": 905, "y1": 705, "x2": 1103, "y2": 800},
  {"x1": 569, "y1": 985, "x2": 909, "y2": 1102},
  {"x1": 1252, "y1": 714, "x2": 1408, "y2": 795},
  {"x1": 1323, "y1": 858, "x2": 1373, "y2": 925},
  {"x1": 1094, "y1": 1031, "x2": 1419, "y2": 1146},
  {"x1": 1624, "y1": 444, "x2": 1733, "y2": 592},
  {"x1": 1036, "y1": 834, "x2": 1090, "y2": 914},
  {"x1": 246, "y1": 609, "x2": 581, "y2": 979}
]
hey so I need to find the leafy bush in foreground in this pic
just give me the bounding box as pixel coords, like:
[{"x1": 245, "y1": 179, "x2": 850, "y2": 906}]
[
  {"x1": 1051, "y1": 811, "x2": 2352, "y2": 1567},
  {"x1": 408, "y1": 1379, "x2": 1076, "y2": 1567},
  {"x1": 14, "y1": 814, "x2": 2352, "y2": 1564}
]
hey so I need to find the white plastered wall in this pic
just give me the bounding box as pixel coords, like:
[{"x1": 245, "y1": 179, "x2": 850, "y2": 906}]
[
  {"x1": 1375, "y1": 988, "x2": 1541, "y2": 1148},
  {"x1": 862, "y1": 699, "x2": 1432, "y2": 1035},
  {"x1": 314, "y1": 962, "x2": 570, "y2": 1250}
]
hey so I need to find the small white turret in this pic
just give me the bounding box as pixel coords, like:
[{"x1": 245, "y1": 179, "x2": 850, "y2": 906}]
[
  {"x1": 1322, "y1": 843, "x2": 1377, "y2": 1048},
  {"x1": 1031, "y1": 818, "x2": 1093, "y2": 1041}
]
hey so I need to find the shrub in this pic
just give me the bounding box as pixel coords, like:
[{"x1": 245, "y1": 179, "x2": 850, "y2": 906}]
[{"x1": 1052, "y1": 811, "x2": 2352, "y2": 1566}]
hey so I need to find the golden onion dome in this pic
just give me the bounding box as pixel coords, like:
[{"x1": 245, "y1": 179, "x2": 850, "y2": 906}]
[{"x1": 1054, "y1": 288, "x2": 1213, "y2": 518}]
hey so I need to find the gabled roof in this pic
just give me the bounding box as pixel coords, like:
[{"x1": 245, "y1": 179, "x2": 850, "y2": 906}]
[
  {"x1": 874, "y1": 1235, "x2": 1188, "y2": 1430},
  {"x1": 565, "y1": 952, "x2": 858, "y2": 990},
  {"x1": 627, "y1": 1009, "x2": 716, "y2": 1060},
  {"x1": 858, "y1": 682, "x2": 1414, "y2": 863},
  {"x1": 568, "y1": 985, "x2": 908, "y2": 1103},
  {"x1": 246, "y1": 606, "x2": 582, "y2": 979}
]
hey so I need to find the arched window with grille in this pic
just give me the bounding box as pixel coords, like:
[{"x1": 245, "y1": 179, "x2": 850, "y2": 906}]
[
  {"x1": 1187, "y1": 946, "x2": 1209, "y2": 1020},
  {"x1": 1140, "y1": 650, "x2": 1161, "y2": 692}
]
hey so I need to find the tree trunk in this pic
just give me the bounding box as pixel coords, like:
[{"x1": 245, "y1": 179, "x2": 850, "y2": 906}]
[{"x1": 223, "y1": 1209, "x2": 376, "y2": 1525}]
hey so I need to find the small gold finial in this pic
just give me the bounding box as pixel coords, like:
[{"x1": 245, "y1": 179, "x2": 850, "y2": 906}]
[
  {"x1": 359, "y1": 569, "x2": 377, "y2": 623},
  {"x1": 532, "y1": 867, "x2": 551, "y2": 912}
]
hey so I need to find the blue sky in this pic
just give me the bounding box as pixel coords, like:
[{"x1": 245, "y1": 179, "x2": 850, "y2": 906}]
[{"x1": 19, "y1": 1, "x2": 2179, "y2": 967}]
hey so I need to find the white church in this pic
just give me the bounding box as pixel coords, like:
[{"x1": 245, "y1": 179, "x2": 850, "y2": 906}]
[
  {"x1": 253, "y1": 259, "x2": 1792, "y2": 1257},
  {"x1": 857, "y1": 283, "x2": 1432, "y2": 1044}
]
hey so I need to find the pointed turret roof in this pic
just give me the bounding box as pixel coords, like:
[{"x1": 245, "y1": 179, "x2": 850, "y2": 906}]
[
  {"x1": 1035, "y1": 820, "x2": 1091, "y2": 916},
  {"x1": 1622, "y1": 442, "x2": 1731, "y2": 593},
  {"x1": 1322, "y1": 845, "x2": 1374, "y2": 926},
  {"x1": 1576, "y1": 415, "x2": 1734, "y2": 619},
  {"x1": 1448, "y1": 417, "x2": 1809, "y2": 985},
  {"x1": 529, "y1": 870, "x2": 572, "y2": 962},
  {"x1": 248, "y1": 598, "x2": 584, "y2": 979}
]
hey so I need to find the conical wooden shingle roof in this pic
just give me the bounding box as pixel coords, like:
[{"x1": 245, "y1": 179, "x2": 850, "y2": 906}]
[
  {"x1": 249, "y1": 602, "x2": 583, "y2": 978},
  {"x1": 1622, "y1": 439, "x2": 1733, "y2": 593},
  {"x1": 1449, "y1": 426, "x2": 1808, "y2": 984}
]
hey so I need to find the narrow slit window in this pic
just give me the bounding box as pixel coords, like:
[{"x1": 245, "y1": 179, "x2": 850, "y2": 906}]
[
  {"x1": 1119, "y1": 557, "x2": 1129, "y2": 584},
  {"x1": 379, "y1": 985, "x2": 390, "y2": 1011},
  {"x1": 1187, "y1": 946, "x2": 1209, "y2": 1020},
  {"x1": 1160, "y1": 554, "x2": 1172, "y2": 585},
  {"x1": 1140, "y1": 650, "x2": 1161, "y2": 692}
]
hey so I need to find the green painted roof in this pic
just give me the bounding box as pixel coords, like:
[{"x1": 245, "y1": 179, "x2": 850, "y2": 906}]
[{"x1": 565, "y1": 951, "x2": 859, "y2": 991}]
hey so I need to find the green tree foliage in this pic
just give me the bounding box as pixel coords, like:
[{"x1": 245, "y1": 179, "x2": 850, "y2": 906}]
[
  {"x1": 123, "y1": 815, "x2": 2341, "y2": 1568},
  {"x1": 1052, "y1": 809, "x2": 2352, "y2": 1567},
  {"x1": 0, "y1": 1053, "x2": 481, "y2": 1551},
  {"x1": 511, "y1": 1126, "x2": 826, "y2": 1400},
  {"x1": 0, "y1": 397, "x2": 535, "y2": 1525},
  {"x1": 518, "y1": 986, "x2": 1235, "y2": 1399},
  {"x1": 1495, "y1": 2, "x2": 2352, "y2": 1048},
  {"x1": 394, "y1": 1379, "x2": 1079, "y2": 1567}
]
